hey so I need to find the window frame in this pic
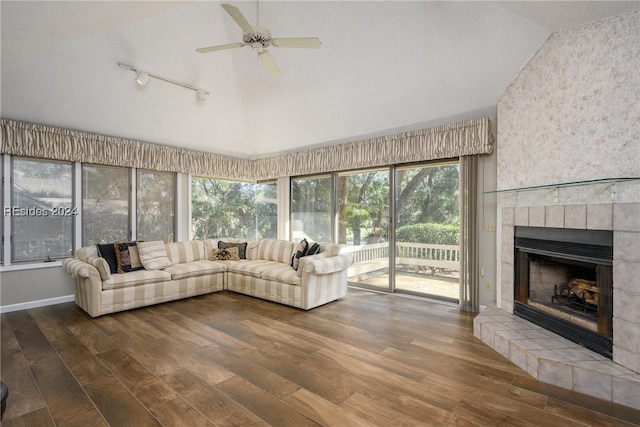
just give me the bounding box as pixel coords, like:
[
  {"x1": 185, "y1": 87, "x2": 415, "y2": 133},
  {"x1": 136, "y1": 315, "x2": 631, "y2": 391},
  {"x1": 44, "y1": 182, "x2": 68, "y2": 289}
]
[{"x1": 9, "y1": 156, "x2": 75, "y2": 264}]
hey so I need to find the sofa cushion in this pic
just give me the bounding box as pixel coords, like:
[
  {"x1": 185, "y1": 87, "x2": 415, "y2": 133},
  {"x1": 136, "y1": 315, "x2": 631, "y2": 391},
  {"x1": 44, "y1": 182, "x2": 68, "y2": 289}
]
[
  {"x1": 137, "y1": 241, "x2": 172, "y2": 270},
  {"x1": 261, "y1": 265, "x2": 302, "y2": 286},
  {"x1": 115, "y1": 242, "x2": 144, "y2": 273},
  {"x1": 87, "y1": 256, "x2": 111, "y2": 280},
  {"x1": 320, "y1": 243, "x2": 341, "y2": 257},
  {"x1": 227, "y1": 259, "x2": 283, "y2": 278},
  {"x1": 257, "y1": 239, "x2": 295, "y2": 264},
  {"x1": 165, "y1": 241, "x2": 206, "y2": 264},
  {"x1": 102, "y1": 269, "x2": 172, "y2": 290},
  {"x1": 163, "y1": 260, "x2": 226, "y2": 280}
]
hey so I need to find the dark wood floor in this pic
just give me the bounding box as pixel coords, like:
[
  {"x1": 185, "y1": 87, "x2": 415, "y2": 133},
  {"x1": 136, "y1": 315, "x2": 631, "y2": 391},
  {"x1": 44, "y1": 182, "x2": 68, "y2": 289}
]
[{"x1": 2, "y1": 289, "x2": 639, "y2": 427}]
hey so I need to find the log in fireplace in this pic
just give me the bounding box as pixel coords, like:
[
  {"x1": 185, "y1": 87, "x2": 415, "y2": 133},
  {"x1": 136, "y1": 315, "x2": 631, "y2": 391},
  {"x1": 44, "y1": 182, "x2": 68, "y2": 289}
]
[{"x1": 514, "y1": 227, "x2": 613, "y2": 358}]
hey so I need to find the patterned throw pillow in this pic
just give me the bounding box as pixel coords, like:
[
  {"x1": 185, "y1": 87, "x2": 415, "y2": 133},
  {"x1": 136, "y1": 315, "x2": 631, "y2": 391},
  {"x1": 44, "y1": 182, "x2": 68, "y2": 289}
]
[
  {"x1": 210, "y1": 247, "x2": 240, "y2": 261},
  {"x1": 137, "y1": 240, "x2": 172, "y2": 270},
  {"x1": 218, "y1": 241, "x2": 247, "y2": 259},
  {"x1": 114, "y1": 242, "x2": 144, "y2": 273},
  {"x1": 291, "y1": 239, "x2": 309, "y2": 271}
]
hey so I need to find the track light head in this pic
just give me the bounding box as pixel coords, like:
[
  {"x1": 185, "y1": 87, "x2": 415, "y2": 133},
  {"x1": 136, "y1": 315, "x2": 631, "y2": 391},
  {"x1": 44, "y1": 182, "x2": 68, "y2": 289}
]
[
  {"x1": 196, "y1": 89, "x2": 207, "y2": 101},
  {"x1": 135, "y1": 72, "x2": 149, "y2": 86}
]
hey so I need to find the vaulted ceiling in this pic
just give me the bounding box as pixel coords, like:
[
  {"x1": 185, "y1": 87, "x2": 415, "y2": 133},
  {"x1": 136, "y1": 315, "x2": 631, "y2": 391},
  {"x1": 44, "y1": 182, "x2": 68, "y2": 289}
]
[{"x1": 2, "y1": 1, "x2": 639, "y2": 158}]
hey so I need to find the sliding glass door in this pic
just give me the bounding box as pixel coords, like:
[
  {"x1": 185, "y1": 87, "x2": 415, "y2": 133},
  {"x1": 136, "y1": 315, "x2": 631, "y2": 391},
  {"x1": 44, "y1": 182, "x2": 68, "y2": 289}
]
[
  {"x1": 394, "y1": 162, "x2": 460, "y2": 301},
  {"x1": 337, "y1": 169, "x2": 391, "y2": 291},
  {"x1": 290, "y1": 160, "x2": 460, "y2": 301}
]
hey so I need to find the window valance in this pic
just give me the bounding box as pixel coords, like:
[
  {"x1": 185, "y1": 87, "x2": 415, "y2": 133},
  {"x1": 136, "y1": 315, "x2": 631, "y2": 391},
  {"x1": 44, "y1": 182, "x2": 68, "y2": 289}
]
[
  {"x1": 254, "y1": 117, "x2": 494, "y2": 179},
  {"x1": 1, "y1": 117, "x2": 493, "y2": 180}
]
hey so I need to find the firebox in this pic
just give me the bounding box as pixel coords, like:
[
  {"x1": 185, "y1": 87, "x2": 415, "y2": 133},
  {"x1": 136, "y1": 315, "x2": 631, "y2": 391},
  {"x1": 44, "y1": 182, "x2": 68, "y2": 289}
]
[{"x1": 514, "y1": 227, "x2": 613, "y2": 358}]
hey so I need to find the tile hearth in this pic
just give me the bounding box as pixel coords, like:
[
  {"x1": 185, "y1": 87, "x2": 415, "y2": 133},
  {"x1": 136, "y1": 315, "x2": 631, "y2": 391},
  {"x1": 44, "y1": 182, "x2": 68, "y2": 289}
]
[{"x1": 475, "y1": 305, "x2": 640, "y2": 410}]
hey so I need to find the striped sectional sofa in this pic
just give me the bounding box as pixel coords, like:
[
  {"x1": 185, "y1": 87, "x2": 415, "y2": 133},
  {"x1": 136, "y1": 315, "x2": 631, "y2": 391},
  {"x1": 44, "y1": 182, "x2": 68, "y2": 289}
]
[{"x1": 62, "y1": 238, "x2": 353, "y2": 317}]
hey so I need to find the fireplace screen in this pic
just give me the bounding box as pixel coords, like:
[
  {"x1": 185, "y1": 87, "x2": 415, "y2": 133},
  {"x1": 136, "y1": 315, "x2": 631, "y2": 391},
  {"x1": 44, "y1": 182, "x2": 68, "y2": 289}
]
[{"x1": 514, "y1": 227, "x2": 613, "y2": 358}]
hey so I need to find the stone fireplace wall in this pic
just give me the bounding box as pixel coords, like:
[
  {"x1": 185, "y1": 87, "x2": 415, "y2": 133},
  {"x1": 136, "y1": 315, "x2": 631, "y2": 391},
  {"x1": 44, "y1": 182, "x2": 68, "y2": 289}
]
[{"x1": 494, "y1": 9, "x2": 640, "y2": 375}]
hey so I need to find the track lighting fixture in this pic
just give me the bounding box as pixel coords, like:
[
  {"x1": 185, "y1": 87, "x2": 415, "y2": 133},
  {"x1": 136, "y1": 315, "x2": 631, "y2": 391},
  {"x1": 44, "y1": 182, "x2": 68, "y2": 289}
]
[
  {"x1": 119, "y1": 63, "x2": 210, "y2": 101},
  {"x1": 135, "y1": 72, "x2": 149, "y2": 86}
]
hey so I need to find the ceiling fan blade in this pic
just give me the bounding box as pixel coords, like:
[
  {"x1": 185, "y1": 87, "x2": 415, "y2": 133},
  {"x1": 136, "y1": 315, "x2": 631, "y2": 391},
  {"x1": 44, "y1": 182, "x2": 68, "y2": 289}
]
[
  {"x1": 258, "y1": 51, "x2": 281, "y2": 77},
  {"x1": 271, "y1": 37, "x2": 321, "y2": 49},
  {"x1": 196, "y1": 42, "x2": 245, "y2": 53},
  {"x1": 222, "y1": 3, "x2": 255, "y2": 34}
]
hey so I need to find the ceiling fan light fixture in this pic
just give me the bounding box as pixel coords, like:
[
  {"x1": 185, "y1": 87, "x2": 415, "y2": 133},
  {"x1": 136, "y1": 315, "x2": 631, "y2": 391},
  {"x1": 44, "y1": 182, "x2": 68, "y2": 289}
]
[{"x1": 135, "y1": 71, "x2": 149, "y2": 86}]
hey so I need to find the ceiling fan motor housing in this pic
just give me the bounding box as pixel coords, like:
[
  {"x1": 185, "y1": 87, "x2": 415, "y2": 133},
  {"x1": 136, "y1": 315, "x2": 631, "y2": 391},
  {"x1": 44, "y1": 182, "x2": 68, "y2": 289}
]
[{"x1": 243, "y1": 26, "x2": 272, "y2": 50}]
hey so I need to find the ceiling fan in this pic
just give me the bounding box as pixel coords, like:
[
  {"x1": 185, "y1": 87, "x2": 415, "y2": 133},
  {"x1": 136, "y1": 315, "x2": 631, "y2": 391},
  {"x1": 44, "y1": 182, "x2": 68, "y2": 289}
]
[{"x1": 196, "y1": 2, "x2": 321, "y2": 77}]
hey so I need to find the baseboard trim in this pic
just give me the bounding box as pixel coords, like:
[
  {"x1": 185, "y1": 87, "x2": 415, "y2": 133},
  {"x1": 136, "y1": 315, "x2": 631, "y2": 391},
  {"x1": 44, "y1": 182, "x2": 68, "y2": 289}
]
[{"x1": 0, "y1": 295, "x2": 75, "y2": 314}]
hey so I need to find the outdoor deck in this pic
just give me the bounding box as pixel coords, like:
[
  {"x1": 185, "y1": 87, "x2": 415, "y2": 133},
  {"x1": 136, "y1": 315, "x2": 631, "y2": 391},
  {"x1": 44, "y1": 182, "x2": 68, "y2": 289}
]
[{"x1": 341, "y1": 242, "x2": 461, "y2": 300}]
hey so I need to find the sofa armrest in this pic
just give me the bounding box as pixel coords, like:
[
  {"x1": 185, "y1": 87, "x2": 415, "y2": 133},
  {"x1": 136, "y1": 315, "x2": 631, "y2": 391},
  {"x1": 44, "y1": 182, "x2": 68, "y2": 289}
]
[
  {"x1": 303, "y1": 254, "x2": 353, "y2": 275},
  {"x1": 62, "y1": 258, "x2": 99, "y2": 279}
]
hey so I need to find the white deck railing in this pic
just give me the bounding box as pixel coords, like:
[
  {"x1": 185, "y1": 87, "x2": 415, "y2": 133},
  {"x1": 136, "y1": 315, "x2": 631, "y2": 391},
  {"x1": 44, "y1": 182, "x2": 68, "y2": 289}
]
[{"x1": 341, "y1": 242, "x2": 460, "y2": 276}]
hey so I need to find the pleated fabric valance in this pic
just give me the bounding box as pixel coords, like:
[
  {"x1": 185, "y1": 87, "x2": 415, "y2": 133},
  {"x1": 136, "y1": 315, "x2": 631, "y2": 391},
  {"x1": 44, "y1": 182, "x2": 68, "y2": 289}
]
[
  {"x1": 254, "y1": 118, "x2": 494, "y2": 179},
  {"x1": 1, "y1": 118, "x2": 494, "y2": 180}
]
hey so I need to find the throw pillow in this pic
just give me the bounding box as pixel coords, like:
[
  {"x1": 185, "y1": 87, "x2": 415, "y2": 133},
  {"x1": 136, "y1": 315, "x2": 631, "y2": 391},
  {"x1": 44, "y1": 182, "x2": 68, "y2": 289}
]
[
  {"x1": 137, "y1": 240, "x2": 172, "y2": 270},
  {"x1": 305, "y1": 242, "x2": 321, "y2": 256},
  {"x1": 210, "y1": 247, "x2": 240, "y2": 261},
  {"x1": 114, "y1": 242, "x2": 144, "y2": 273},
  {"x1": 96, "y1": 243, "x2": 119, "y2": 274},
  {"x1": 291, "y1": 239, "x2": 309, "y2": 271},
  {"x1": 218, "y1": 241, "x2": 247, "y2": 259}
]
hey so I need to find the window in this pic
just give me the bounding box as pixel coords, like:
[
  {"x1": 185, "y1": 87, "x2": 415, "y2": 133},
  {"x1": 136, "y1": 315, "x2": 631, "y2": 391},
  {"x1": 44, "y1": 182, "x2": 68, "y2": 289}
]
[
  {"x1": 291, "y1": 175, "x2": 332, "y2": 242},
  {"x1": 11, "y1": 157, "x2": 74, "y2": 262},
  {"x1": 82, "y1": 165, "x2": 130, "y2": 246},
  {"x1": 137, "y1": 169, "x2": 175, "y2": 242},
  {"x1": 191, "y1": 177, "x2": 277, "y2": 240}
]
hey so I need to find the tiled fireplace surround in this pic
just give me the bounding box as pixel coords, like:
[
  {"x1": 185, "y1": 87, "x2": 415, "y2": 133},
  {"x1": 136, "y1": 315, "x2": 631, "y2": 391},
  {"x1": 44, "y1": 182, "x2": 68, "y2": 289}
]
[{"x1": 474, "y1": 186, "x2": 640, "y2": 410}]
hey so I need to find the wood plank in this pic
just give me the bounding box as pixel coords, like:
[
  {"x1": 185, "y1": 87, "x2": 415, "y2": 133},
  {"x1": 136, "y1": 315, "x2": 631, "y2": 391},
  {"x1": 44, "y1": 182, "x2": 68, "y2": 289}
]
[
  {"x1": 82, "y1": 376, "x2": 161, "y2": 427},
  {"x1": 236, "y1": 346, "x2": 357, "y2": 405},
  {"x1": 203, "y1": 345, "x2": 301, "y2": 399},
  {"x1": 148, "y1": 396, "x2": 215, "y2": 426},
  {"x1": 28, "y1": 352, "x2": 95, "y2": 423},
  {"x1": 50, "y1": 303, "x2": 120, "y2": 355},
  {"x1": 216, "y1": 375, "x2": 321, "y2": 426},
  {"x1": 149, "y1": 336, "x2": 235, "y2": 386},
  {"x1": 162, "y1": 368, "x2": 268, "y2": 427},
  {"x1": 0, "y1": 314, "x2": 47, "y2": 420},
  {"x1": 56, "y1": 408, "x2": 109, "y2": 427},
  {"x1": 2, "y1": 407, "x2": 55, "y2": 427},
  {"x1": 50, "y1": 335, "x2": 114, "y2": 386},
  {"x1": 97, "y1": 348, "x2": 178, "y2": 409},
  {"x1": 283, "y1": 388, "x2": 373, "y2": 427}
]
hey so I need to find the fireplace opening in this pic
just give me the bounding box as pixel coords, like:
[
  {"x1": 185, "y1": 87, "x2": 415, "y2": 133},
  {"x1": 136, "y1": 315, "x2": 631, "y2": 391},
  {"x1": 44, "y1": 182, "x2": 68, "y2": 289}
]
[{"x1": 514, "y1": 227, "x2": 613, "y2": 358}]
